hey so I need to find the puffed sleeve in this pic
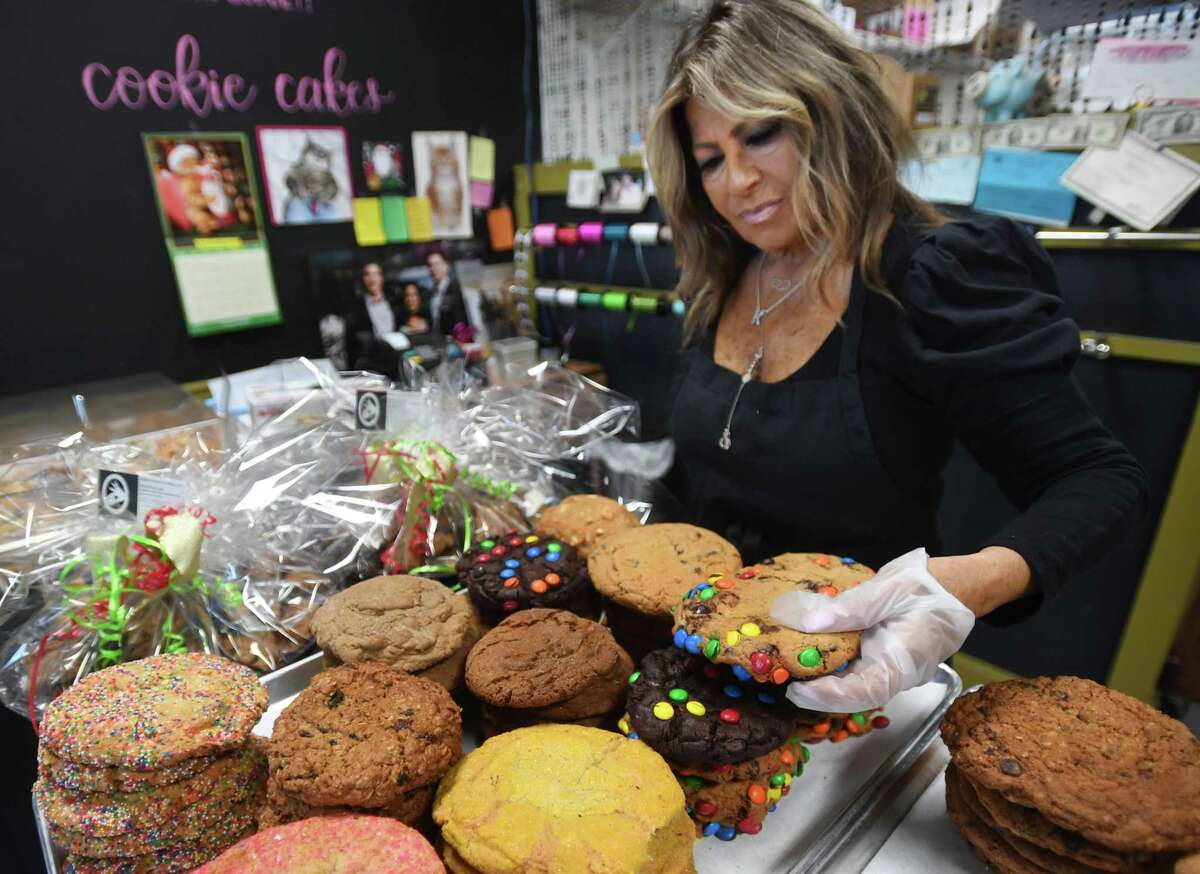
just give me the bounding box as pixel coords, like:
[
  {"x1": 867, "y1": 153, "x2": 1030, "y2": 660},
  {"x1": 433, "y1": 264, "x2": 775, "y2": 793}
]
[{"x1": 897, "y1": 216, "x2": 1148, "y2": 616}]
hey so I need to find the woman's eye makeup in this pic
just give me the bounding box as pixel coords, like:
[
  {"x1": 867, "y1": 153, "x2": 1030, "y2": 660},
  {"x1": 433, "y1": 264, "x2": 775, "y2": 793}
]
[
  {"x1": 697, "y1": 153, "x2": 724, "y2": 174},
  {"x1": 744, "y1": 122, "x2": 782, "y2": 147}
]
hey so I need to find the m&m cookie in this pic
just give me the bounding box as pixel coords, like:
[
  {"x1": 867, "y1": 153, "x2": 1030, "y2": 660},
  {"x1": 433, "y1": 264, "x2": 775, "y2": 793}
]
[{"x1": 455, "y1": 531, "x2": 596, "y2": 623}]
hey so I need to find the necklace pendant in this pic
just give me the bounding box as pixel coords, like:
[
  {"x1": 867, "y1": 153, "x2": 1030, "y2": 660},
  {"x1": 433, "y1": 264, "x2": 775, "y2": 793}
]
[
  {"x1": 718, "y1": 428, "x2": 732, "y2": 451},
  {"x1": 751, "y1": 308, "x2": 765, "y2": 327}
]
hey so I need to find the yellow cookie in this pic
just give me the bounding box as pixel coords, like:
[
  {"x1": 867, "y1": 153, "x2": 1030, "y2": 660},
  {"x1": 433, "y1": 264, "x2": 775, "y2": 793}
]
[
  {"x1": 433, "y1": 724, "x2": 695, "y2": 873},
  {"x1": 672, "y1": 554, "x2": 872, "y2": 682}
]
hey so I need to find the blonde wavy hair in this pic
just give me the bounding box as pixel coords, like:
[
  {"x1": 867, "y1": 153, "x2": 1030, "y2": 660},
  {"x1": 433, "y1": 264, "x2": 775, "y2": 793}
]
[{"x1": 647, "y1": 0, "x2": 943, "y2": 342}]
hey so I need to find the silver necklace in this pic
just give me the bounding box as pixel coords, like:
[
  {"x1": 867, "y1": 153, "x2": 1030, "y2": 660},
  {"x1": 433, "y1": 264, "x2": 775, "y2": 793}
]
[{"x1": 718, "y1": 253, "x2": 811, "y2": 451}]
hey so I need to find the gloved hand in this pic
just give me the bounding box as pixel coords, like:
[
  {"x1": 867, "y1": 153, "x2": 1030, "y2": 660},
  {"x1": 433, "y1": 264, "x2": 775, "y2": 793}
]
[{"x1": 769, "y1": 548, "x2": 975, "y2": 713}]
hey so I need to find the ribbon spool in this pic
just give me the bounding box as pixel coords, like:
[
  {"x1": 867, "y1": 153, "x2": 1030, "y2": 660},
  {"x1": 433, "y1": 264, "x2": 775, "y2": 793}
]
[
  {"x1": 532, "y1": 224, "x2": 558, "y2": 247},
  {"x1": 659, "y1": 225, "x2": 674, "y2": 244},
  {"x1": 629, "y1": 223, "x2": 660, "y2": 245},
  {"x1": 556, "y1": 226, "x2": 581, "y2": 247},
  {"x1": 671, "y1": 299, "x2": 687, "y2": 317},
  {"x1": 603, "y1": 224, "x2": 630, "y2": 243},
  {"x1": 578, "y1": 291, "x2": 603, "y2": 308},
  {"x1": 601, "y1": 291, "x2": 628, "y2": 311},
  {"x1": 630, "y1": 295, "x2": 658, "y2": 313},
  {"x1": 534, "y1": 286, "x2": 558, "y2": 304},
  {"x1": 555, "y1": 288, "x2": 580, "y2": 307},
  {"x1": 578, "y1": 222, "x2": 604, "y2": 245}
]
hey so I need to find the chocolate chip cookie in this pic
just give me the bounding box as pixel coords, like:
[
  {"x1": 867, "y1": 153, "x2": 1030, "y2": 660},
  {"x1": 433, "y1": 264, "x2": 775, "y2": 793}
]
[
  {"x1": 588, "y1": 523, "x2": 741, "y2": 618},
  {"x1": 942, "y1": 677, "x2": 1200, "y2": 855},
  {"x1": 456, "y1": 532, "x2": 595, "y2": 622},
  {"x1": 624, "y1": 648, "x2": 799, "y2": 764},
  {"x1": 534, "y1": 494, "x2": 640, "y2": 558},
  {"x1": 270, "y1": 662, "x2": 461, "y2": 808}
]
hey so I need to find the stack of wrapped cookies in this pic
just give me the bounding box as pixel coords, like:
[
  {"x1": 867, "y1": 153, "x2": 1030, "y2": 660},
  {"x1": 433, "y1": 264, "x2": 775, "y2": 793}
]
[
  {"x1": 34, "y1": 653, "x2": 269, "y2": 874},
  {"x1": 434, "y1": 724, "x2": 697, "y2": 873},
  {"x1": 465, "y1": 609, "x2": 633, "y2": 735},
  {"x1": 263, "y1": 662, "x2": 461, "y2": 829},
  {"x1": 942, "y1": 676, "x2": 1200, "y2": 873},
  {"x1": 622, "y1": 648, "x2": 808, "y2": 840}
]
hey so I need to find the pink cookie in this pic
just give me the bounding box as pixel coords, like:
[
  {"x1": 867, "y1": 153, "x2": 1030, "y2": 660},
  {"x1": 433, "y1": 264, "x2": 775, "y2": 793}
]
[{"x1": 194, "y1": 815, "x2": 443, "y2": 873}]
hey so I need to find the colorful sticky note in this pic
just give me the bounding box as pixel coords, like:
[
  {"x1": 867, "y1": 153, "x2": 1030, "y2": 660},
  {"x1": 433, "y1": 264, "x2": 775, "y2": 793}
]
[
  {"x1": 405, "y1": 196, "x2": 435, "y2": 242},
  {"x1": 487, "y1": 207, "x2": 515, "y2": 252},
  {"x1": 380, "y1": 197, "x2": 409, "y2": 242},
  {"x1": 470, "y1": 180, "x2": 494, "y2": 209},
  {"x1": 352, "y1": 197, "x2": 386, "y2": 246},
  {"x1": 469, "y1": 136, "x2": 496, "y2": 182}
]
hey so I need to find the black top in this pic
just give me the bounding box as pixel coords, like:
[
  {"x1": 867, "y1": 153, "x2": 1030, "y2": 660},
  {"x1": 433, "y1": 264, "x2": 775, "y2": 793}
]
[{"x1": 669, "y1": 214, "x2": 1148, "y2": 616}]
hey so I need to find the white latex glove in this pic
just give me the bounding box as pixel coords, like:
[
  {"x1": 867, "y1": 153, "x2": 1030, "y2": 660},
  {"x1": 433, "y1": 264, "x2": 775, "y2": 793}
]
[{"x1": 769, "y1": 548, "x2": 975, "y2": 713}]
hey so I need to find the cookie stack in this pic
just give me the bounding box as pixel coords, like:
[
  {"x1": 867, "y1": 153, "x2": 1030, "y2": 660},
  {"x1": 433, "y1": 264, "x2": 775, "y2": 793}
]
[
  {"x1": 588, "y1": 523, "x2": 741, "y2": 661},
  {"x1": 464, "y1": 608, "x2": 633, "y2": 735},
  {"x1": 456, "y1": 531, "x2": 597, "y2": 623},
  {"x1": 264, "y1": 662, "x2": 461, "y2": 829},
  {"x1": 312, "y1": 575, "x2": 485, "y2": 690},
  {"x1": 623, "y1": 648, "x2": 810, "y2": 840},
  {"x1": 195, "y1": 815, "x2": 444, "y2": 873},
  {"x1": 35, "y1": 653, "x2": 269, "y2": 874},
  {"x1": 533, "y1": 494, "x2": 641, "y2": 557},
  {"x1": 942, "y1": 676, "x2": 1200, "y2": 873},
  {"x1": 434, "y1": 724, "x2": 696, "y2": 873}
]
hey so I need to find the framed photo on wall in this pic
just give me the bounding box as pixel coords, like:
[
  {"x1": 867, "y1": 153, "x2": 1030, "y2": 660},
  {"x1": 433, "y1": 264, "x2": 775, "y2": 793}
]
[
  {"x1": 256, "y1": 125, "x2": 354, "y2": 225},
  {"x1": 412, "y1": 131, "x2": 472, "y2": 239}
]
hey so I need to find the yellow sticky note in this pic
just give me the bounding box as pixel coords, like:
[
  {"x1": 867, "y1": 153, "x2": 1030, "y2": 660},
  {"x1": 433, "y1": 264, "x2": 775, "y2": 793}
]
[
  {"x1": 469, "y1": 136, "x2": 496, "y2": 182},
  {"x1": 405, "y1": 196, "x2": 435, "y2": 242},
  {"x1": 352, "y1": 198, "x2": 386, "y2": 246}
]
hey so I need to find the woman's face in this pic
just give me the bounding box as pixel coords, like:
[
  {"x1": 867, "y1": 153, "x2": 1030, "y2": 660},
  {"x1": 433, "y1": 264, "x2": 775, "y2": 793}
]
[
  {"x1": 685, "y1": 99, "x2": 802, "y2": 254},
  {"x1": 403, "y1": 284, "x2": 421, "y2": 311}
]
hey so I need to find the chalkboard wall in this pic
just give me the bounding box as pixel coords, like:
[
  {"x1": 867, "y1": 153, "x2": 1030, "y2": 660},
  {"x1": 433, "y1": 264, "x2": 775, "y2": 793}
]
[{"x1": 0, "y1": 0, "x2": 537, "y2": 397}]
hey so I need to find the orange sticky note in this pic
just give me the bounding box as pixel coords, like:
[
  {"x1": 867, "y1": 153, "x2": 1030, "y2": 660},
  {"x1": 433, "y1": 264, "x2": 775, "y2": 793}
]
[
  {"x1": 487, "y1": 207, "x2": 515, "y2": 251},
  {"x1": 405, "y1": 196, "x2": 435, "y2": 242}
]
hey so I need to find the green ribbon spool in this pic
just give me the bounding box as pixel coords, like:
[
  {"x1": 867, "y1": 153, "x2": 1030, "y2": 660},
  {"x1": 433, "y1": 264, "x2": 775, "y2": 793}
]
[
  {"x1": 577, "y1": 291, "x2": 603, "y2": 308},
  {"x1": 601, "y1": 291, "x2": 628, "y2": 311},
  {"x1": 630, "y1": 295, "x2": 658, "y2": 313}
]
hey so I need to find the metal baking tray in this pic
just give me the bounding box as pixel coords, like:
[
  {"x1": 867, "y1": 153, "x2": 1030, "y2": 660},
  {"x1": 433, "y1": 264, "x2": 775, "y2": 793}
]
[{"x1": 38, "y1": 656, "x2": 960, "y2": 874}]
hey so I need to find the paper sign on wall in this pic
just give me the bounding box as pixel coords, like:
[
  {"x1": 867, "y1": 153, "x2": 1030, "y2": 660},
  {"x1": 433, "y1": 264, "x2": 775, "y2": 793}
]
[
  {"x1": 1083, "y1": 39, "x2": 1200, "y2": 102},
  {"x1": 405, "y1": 196, "x2": 435, "y2": 241},
  {"x1": 352, "y1": 197, "x2": 386, "y2": 246},
  {"x1": 487, "y1": 207, "x2": 515, "y2": 252},
  {"x1": 1061, "y1": 132, "x2": 1200, "y2": 231},
  {"x1": 470, "y1": 180, "x2": 494, "y2": 209},
  {"x1": 973, "y1": 148, "x2": 1077, "y2": 227},
  {"x1": 900, "y1": 156, "x2": 981, "y2": 205},
  {"x1": 381, "y1": 197, "x2": 409, "y2": 242},
  {"x1": 143, "y1": 132, "x2": 281, "y2": 337},
  {"x1": 469, "y1": 136, "x2": 496, "y2": 182}
]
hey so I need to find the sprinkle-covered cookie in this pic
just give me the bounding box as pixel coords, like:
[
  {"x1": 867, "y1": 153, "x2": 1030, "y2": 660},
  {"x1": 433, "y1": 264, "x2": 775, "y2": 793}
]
[
  {"x1": 193, "y1": 814, "x2": 444, "y2": 873},
  {"x1": 38, "y1": 741, "x2": 266, "y2": 839},
  {"x1": 40, "y1": 653, "x2": 268, "y2": 771},
  {"x1": 534, "y1": 494, "x2": 641, "y2": 558},
  {"x1": 588, "y1": 523, "x2": 741, "y2": 618},
  {"x1": 941, "y1": 676, "x2": 1200, "y2": 854},
  {"x1": 623, "y1": 648, "x2": 800, "y2": 764},
  {"x1": 50, "y1": 774, "x2": 265, "y2": 859},
  {"x1": 270, "y1": 662, "x2": 461, "y2": 809},
  {"x1": 39, "y1": 746, "x2": 218, "y2": 795},
  {"x1": 455, "y1": 531, "x2": 595, "y2": 622},
  {"x1": 672, "y1": 555, "x2": 871, "y2": 683}
]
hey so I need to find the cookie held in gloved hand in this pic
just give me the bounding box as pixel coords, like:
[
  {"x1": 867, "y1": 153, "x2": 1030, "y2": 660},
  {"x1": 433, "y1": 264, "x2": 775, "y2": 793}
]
[{"x1": 770, "y1": 549, "x2": 974, "y2": 713}]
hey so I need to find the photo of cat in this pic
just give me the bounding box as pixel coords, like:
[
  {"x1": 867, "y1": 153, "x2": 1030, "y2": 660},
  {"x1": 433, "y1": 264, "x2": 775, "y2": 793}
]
[
  {"x1": 412, "y1": 131, "x2": 472, "y2": 239},
  {"x1": 256, "y1": 125, "x2": 354, "y2": 225}
]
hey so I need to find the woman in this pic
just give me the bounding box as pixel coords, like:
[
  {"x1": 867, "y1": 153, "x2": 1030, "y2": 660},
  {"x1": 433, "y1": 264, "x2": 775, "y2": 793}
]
[
  {"x1": 647, "y1": 0, "x2": 1147, "y2": 711},
  {"x1": 400, "y1": 281, "x2": 431, "y2": 335}
]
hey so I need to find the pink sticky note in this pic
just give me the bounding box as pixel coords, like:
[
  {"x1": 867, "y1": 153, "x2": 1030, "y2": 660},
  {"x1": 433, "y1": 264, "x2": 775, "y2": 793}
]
[{"x1": 470, "y1": 180, "x2": 494, "y2": 209}]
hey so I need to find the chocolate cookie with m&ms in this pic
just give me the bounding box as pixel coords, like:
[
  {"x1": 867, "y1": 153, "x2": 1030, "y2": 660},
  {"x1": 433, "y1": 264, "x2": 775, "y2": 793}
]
[
  {"x1": 623, "y1": 648, "x2": 798, "y2": 764},
  {"x1": 672, "y1": 554, "x2": 873, "y2": 684},
  {"x1": 455, "y1": 531, "x2": 596, "y2": 622}
]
